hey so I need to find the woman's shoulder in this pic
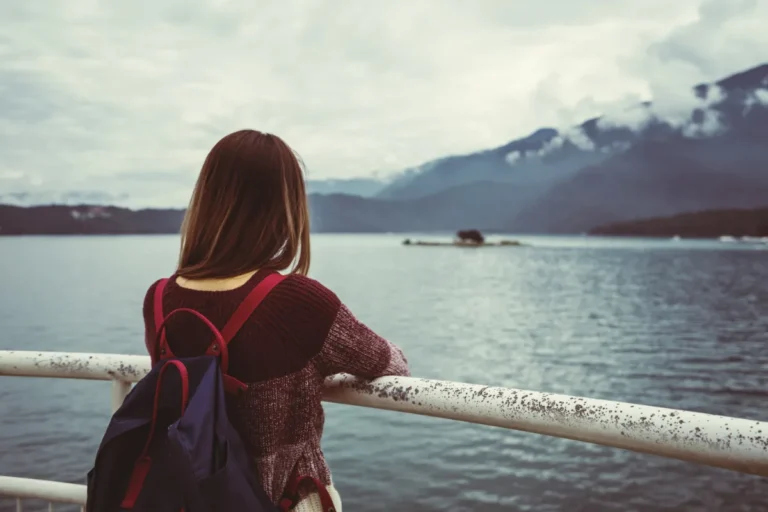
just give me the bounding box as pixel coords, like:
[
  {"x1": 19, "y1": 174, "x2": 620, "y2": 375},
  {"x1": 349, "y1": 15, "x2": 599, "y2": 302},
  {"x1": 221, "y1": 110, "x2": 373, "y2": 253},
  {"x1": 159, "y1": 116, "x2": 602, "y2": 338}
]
[
  {"x1": 141, "y1": 277, "x2": 168, "y2": 325},
  {"x1": 144, "y1": 277, "x2": 164, "y2": 295},
  {"x1": 142, "y1": 276, "x2": 169, "y2": 307},
  {"x1": 260, "y1": 274, "x2": 343, "y2": 357},
  {"x1": 276, "y1": 273, "x2": 342, "y2": 314}
]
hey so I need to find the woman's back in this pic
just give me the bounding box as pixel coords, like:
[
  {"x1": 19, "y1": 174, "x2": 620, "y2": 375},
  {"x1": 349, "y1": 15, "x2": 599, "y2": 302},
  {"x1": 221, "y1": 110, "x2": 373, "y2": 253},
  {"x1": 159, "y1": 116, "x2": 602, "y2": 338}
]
[
  {"x1": 141, "y1": 129, "x2": 411, "y2": 509},
  {"x1": 142, "y1": 268, "x2": 409, "y2": 504}
]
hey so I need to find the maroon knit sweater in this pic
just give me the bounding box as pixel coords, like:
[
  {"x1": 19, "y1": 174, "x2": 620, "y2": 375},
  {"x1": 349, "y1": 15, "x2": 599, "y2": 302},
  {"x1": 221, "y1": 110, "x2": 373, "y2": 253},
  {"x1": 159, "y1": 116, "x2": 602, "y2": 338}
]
[{"x1": 142, "y1": 269, "x2": 410, "y2": 503}]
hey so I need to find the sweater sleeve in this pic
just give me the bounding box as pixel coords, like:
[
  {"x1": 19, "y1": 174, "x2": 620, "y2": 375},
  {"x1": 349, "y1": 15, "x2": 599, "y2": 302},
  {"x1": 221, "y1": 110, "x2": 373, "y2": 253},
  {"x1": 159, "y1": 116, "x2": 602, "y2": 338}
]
[{"x1": 314, "y1": 303, "x2": 410, "y2": 379}]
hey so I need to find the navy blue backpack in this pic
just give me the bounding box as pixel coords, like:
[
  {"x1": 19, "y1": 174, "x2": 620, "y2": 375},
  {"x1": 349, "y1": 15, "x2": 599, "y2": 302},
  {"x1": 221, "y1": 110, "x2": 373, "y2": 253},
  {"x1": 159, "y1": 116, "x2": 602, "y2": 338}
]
[{"x1": 85, "y1": 272, "x2": 335, "y2": 512}]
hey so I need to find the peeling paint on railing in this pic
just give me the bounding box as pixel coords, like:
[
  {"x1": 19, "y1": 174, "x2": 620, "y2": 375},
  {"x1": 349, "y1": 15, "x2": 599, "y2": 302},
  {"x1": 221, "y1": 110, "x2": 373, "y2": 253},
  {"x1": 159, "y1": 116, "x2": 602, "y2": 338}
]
[
  {"x1": 1, "y1": 350, "x2": 768, "y2": 479},
  {"x1": 323, "y1": 374, "x2": 768, "y2": 477},
  {"x1": 0, "y1": 350, "x2": 149, "y2": 381}
]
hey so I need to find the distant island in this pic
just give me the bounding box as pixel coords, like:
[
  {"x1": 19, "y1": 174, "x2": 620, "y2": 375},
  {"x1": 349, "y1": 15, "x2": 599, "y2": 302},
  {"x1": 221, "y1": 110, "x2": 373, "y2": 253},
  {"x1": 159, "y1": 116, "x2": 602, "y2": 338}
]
[
  {"x1": 403, "y1": 229, "x2": 525, "y2": 247},
  {"x1": 590, "y1": 208, "x2": 768, "y2": 238}
]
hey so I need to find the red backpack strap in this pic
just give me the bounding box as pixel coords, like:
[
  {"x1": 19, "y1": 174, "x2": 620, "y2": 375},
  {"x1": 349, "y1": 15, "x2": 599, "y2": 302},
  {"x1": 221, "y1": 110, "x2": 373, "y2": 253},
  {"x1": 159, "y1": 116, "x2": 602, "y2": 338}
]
[
  {"x1": 220, "y1": 271, "x2": 286, "y2": 344},
  {"x1": 151, "y1": 272, "x2": 285, "y2": 395},
  {"x1": 120, "y1": 359, "x2": 190, "y2": 509},
  {"x1": 153, "y1": 278, "x2": 170, "y2": 332}
]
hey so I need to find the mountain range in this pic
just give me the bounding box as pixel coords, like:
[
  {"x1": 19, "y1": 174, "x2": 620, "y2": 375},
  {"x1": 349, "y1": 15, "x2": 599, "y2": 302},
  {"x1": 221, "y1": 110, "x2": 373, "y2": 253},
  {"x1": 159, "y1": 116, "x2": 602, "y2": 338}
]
[
  {"x1": 2, "y1": 62, "x2": 767, "y2": 235},
  {"x1": 306, "y1": 62, "x2": 768, "y2": 234}
]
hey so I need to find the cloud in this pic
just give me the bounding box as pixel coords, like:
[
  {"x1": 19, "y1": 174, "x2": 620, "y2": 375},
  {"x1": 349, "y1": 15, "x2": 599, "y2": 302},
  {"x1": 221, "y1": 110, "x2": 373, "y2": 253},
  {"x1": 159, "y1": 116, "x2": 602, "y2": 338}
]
[
  {"x1": 536, "y1": 135, "x2": 565, "y2": 158},
  {"x1": 594, "y1": 82, "x2": 733, "y2": 136},
  {"x1": 596, "y1": 104, "x2": 655, "y2": 132},
  {"x1": 0, "y1": 0, "x2": 766, "y2": 206},
  {"x1": 504, "y1": 151, "x2": 522, "y2": 166},
  {"x1": 609, "y1": 0, "x2": 768, "y2": 131},
  {"x1": 534, "y1": 124, "x2": 604, "y2": 158},
  {"x1": 641, "y1": 0, "x2": 766, "y2": 81},
  {"x1": 562, "y1": 127, "x2": 596, "y2": 152},
  {"x1": 682, "y1": 108, "x2": 726, "y2": 138},
  {"x1": 587, "y1": 0, "x2": 768, "y2": 138}
]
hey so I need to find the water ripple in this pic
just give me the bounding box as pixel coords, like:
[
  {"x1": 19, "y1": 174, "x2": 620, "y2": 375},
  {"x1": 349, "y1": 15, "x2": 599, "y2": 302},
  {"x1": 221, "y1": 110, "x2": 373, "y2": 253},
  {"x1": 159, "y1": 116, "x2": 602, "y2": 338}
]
[{"x1": 1, "y1": 235, "x2": 767, "y2": 511}]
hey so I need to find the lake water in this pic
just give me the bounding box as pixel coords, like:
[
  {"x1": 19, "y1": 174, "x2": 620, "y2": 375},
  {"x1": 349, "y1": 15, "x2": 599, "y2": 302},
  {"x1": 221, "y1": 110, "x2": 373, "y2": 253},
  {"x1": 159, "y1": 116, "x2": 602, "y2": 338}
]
[{"x1": 1, "y1": 234, "x2": 767, "y2": 511}]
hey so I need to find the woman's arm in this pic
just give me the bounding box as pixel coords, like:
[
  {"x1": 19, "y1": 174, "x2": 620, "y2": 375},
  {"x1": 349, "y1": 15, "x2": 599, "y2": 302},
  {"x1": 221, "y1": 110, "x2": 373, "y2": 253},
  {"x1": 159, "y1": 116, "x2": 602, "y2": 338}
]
[{"x1": 313, "y1": 303, "x2": 410, "y2": 378}]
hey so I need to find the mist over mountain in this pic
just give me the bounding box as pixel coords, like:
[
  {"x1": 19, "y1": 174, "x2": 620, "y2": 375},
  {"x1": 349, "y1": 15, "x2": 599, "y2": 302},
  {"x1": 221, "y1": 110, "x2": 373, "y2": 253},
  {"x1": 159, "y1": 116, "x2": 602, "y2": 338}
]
[
  {"x1": 3, "y1": 62, "x2": 767, "y2": 236},
  {"x1": 508, "y1": 63, "x2": 768, "y2": 232},
  {"x1": 309, "y1": 62, "x2": 768, "y2": 233}
]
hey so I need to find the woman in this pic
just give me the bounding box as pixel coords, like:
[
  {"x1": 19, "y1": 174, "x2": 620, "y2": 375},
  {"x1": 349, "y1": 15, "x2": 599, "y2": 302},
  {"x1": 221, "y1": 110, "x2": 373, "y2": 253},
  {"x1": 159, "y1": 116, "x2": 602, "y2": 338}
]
[{"x1": 142, "y1": 129, "x2": 410, "y2": 511}]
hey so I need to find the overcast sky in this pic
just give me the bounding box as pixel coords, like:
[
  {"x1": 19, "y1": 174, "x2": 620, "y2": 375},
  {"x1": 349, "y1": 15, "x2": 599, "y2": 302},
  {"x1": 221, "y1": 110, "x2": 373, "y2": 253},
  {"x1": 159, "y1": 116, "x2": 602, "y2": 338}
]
[{"x1": 1, "y1": 0, "x2": 766, "y2": 206}]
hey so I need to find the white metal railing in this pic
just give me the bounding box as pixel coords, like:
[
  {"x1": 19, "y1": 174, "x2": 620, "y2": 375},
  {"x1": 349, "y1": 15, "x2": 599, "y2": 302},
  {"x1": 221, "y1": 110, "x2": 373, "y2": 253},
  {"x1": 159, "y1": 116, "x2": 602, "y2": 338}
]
[
  {"x1": 0, "y1": 476, "x2": 85, "y2": 511},
  {"x1": 1, "y1": 350, "x2": 767, "y2": 508}
]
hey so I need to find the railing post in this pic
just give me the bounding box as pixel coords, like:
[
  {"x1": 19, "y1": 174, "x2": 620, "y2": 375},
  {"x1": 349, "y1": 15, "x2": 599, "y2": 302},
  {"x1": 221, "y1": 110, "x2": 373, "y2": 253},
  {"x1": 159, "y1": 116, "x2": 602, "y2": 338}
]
[{"x1": 110, "y1": 380, "x2": 131, "y2": 413}]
